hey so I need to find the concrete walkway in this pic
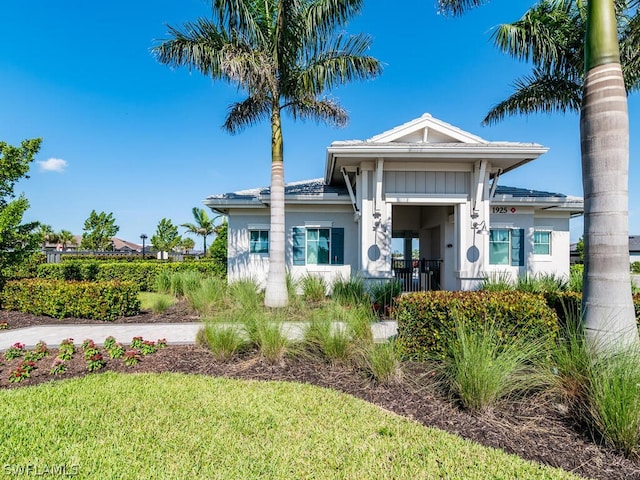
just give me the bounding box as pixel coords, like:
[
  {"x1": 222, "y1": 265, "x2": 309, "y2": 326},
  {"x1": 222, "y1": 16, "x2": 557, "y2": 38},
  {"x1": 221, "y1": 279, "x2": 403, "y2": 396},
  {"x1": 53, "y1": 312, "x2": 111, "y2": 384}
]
[{"x1": 0, "y1": 321, "x2": 398, "y2": 351}]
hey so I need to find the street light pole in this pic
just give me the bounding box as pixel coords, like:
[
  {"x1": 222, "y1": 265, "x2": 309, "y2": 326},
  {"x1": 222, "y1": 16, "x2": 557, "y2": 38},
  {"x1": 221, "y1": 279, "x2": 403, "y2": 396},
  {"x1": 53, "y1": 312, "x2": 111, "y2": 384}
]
[{"x1": 140, "y1": 234, "x2": 147, "y2": 259}]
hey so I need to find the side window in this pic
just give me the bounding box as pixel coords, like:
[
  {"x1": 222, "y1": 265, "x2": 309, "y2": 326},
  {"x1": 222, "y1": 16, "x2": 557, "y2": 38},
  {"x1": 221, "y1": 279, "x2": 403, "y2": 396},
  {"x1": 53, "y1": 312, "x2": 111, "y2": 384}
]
[
  {"x1": 249, "y1": 230, "x2": 269, "y2": 254},
  {"x1": 292, "y1": 227, "x2": 344, "y2": 265},
  {"x1": 533, "y1": 230, "x2": 551, "y2": 255},
  {"x1": 489, "y1": 228, "x2": 524, "y2": 266}
]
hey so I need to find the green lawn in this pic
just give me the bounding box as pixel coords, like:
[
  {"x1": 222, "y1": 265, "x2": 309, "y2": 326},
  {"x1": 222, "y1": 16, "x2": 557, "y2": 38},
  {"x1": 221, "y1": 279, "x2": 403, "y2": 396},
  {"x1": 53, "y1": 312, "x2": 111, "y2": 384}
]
[
  {"x1": 138, "y1": 291, "x2": 176, "y2": 311},
  {"x1": 0, "y1": 373, "x2": 579, "y2": 479}
]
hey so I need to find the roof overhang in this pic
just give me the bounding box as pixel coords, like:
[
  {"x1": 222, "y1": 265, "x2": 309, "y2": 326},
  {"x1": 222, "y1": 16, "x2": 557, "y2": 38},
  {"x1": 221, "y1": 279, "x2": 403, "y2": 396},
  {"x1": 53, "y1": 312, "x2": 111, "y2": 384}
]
[
  {"x1": 491, "y1": 195, "x2": 584, "y2": 215},
  {"x1": 325, "y1": 143, "x2": 548, "y2": 185}
]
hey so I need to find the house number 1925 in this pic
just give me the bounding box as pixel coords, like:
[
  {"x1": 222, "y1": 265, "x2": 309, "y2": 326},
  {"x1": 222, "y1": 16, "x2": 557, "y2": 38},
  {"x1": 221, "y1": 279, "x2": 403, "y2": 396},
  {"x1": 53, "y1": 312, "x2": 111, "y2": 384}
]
[{"x1": 492, "y1": 207, "x2": 508, "y2": 214}]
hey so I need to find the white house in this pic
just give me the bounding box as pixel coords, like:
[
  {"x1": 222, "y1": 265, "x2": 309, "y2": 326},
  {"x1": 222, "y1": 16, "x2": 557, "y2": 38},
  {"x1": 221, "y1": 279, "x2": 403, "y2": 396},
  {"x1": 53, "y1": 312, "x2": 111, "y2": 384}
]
[{"x1": 204, "y1": 114, "x2": 584, "y2": 291}]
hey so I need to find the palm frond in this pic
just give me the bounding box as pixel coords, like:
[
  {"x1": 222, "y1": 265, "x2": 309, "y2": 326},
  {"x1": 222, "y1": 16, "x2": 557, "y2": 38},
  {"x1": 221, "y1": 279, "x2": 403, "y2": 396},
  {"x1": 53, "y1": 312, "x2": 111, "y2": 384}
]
[
  {"x1": 297, "y1": 32, "x2": 382, "y2": 95},
  {"x1": 304, "y1": 0, "x2": 364, "y2": 38},
  {"x1": 482, "y1": 71, "x2": 582, "y2": 125},
  {"x1": 211, "y1": 0, "x2": 268, "y2": 46},
  {"x1": 152, "y1": 20, "x2": 230, "y2": 77},
  {"x1": 224, "y1": 96, "x2": 271, "y2": 134},
  {"x1": 437, "y1": 0, "x2": 491, "y2": 16},
  {"x1": 286, "y1": 97, "x2": 348, "y2": 127}
]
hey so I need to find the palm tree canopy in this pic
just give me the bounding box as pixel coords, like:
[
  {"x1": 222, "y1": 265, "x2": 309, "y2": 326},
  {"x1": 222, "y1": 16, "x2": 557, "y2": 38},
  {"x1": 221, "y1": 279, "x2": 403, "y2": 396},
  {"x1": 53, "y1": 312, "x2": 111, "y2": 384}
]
[
  {"x1": 481, "y1": 0, "x2": 640, "y2": 124},
  {"x1": 152, "y1": 0, "x2": 382, "y2": 134}
]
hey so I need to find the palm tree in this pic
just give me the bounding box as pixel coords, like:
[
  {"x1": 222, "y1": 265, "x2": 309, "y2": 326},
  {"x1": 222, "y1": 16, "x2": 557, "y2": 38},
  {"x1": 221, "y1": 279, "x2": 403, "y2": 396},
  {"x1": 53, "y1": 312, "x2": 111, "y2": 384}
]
[
  {"x1": 35, "y1": 223, "x2": 56, "y2": 249},
  {"x1": 181, "y1": 207, "x2": 218, "y2": 256},
  {"x1": 57, "y1": 229, "x2": 76, "y2": 250},
  {"x1": 438, "y1": 0, "x2": 639, "y2": 349},
  {"x1": 482, "y1": 0, "x2": 640, "y2": 125},
  {"x1": 153, "y1": 0, "x2": 382, "y2": 307}
]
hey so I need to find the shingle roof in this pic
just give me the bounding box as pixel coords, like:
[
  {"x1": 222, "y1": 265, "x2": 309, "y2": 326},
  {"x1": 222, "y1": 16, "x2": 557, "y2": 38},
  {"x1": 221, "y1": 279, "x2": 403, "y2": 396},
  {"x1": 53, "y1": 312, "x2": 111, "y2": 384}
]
[
  {"x1": 630, "y1": 236, "x2": 640, "y2": 252},
  {"x1": 206, "y1": 178, "x2": 348, "y2": 200},
  {"x1": 493, "y1": 185, "x2": 567, "y2": 199}
]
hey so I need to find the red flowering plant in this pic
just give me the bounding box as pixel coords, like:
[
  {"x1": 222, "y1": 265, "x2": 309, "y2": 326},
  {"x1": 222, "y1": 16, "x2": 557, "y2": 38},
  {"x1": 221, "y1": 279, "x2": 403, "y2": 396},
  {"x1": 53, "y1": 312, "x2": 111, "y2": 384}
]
[
  {"x1": 86, "y1": 352, "x2": 105, "y2": 372},
  {"x1": 140, "y1": 340, "x2": 157, "y2": 355},
  {"x1": 107, "y1": 342, "x2": 125, "y2": 359},
  {"x1": 81, "y1": 339, "x2": 96, "y2": 351},
  {"x1": 0, "y1": 321, "x2": 8, "y2": 330},
  {"x1": 24, "y1": 341, "x2": 49, "y2": 362},
  {"x1": 130, "y1": 336, "x2": 144, "y2": 349},
  {"x1": 8, "y1": 360, "x2": 36, "y2": 383},
  {"x1": 57, "y1": 338, "x2": 75, "y2": 361},
  {"x1": 103, "y1": 336, "x2": 116, "y2": 350},
  {"x1": 49, "y1": 357, "x2": 67, "y2": 375},
  {"x1": 5, "y1": 342, "x2": 25, "y2": 361},
  {"x1": 123, "y1": 350, "x2": 141, "y2": 366},
  {"x1": 157, "y1": 338, "x2": 168, "y2": 348}
]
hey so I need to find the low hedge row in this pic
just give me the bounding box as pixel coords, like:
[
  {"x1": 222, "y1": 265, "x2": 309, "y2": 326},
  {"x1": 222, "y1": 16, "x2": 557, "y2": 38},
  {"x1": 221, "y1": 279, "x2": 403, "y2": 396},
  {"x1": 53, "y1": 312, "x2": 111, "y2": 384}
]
[
  {"x1": 36, "y1": 261, "x2": 225, "y2": 291},
  {"x1": 394, "y1": 291, "x2": 559, "y2": 360},
  {"x1": 0, "y1": 279, "x2": 141, "y2": 321},
  {"x1": 544, "y1": 291, "x2": 640, "y2": 326},
  {"x1": 60, "y1": 254, "x2": 159, "y2": 262}
]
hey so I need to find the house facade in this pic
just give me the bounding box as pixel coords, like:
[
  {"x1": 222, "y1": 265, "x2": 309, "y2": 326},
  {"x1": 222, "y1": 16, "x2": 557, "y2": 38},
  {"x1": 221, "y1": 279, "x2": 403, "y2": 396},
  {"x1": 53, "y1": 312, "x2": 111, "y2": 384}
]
[{"x1": 204, "y1": 114, "x2": 583, "y2": 291}]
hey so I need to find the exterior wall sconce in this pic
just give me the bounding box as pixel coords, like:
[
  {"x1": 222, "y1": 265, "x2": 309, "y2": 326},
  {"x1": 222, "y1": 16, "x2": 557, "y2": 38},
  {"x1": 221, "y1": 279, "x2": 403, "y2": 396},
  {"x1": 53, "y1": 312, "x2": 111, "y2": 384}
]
[{"x1": 472, "y1": 221, "x2": 489, "y2": 235}]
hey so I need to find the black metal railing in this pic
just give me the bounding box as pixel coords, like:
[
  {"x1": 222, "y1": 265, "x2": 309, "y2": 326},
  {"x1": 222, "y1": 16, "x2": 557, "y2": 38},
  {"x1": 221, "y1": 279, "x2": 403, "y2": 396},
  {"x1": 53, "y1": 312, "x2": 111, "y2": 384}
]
[{"x1": 391, "y1": 258, "x2": 442, "y2": 292}]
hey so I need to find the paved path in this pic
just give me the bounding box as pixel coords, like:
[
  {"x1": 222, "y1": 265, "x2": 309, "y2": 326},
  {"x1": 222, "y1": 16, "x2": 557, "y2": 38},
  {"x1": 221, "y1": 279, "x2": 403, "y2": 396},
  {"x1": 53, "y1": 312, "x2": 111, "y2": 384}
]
[{"x1": 0, "y1": 321, "x2": 398, "y2": 350}]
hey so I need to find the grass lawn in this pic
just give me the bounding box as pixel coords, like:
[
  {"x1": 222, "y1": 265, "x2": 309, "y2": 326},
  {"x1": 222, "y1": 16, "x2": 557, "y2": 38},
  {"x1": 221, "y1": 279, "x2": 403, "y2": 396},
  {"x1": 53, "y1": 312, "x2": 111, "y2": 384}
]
[
  {"x1": 0, "y1": 373, "x2": 578, "y2": 479},
  {"x1": 138, "y1": 291, "x2": 176, "y2": 311}
]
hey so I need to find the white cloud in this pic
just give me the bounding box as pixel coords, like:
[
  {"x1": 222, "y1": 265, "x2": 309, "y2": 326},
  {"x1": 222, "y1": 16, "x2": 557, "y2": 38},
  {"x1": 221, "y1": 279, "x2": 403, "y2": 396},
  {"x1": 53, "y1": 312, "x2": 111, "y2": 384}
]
[{"x1": 38, "y1": 158, "x2": 68, "y2": 173}]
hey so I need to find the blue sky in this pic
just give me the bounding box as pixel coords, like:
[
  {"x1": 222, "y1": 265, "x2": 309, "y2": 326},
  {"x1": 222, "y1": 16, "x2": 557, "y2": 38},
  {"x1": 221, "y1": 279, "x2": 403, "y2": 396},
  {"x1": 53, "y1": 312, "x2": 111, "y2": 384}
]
[{"x1": 1, "y1": 0, "x2": 638, "y2": 246}]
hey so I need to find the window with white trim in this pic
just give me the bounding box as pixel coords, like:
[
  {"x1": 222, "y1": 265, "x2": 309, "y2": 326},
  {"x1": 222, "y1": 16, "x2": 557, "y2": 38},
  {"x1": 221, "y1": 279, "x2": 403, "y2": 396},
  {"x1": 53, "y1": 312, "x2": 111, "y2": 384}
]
[
  {"x1": 249, "y1": 230, "x2": 269, "y2": 254},
  {"x1": 489, "y1": 228, "x2": 524, "y2": 266},
  {"x1": 292, "y1": 226, "x2": 344, "y2": 265},
  {"x1": 533, "y1": 230, "x2": 551, "y2": 255}
]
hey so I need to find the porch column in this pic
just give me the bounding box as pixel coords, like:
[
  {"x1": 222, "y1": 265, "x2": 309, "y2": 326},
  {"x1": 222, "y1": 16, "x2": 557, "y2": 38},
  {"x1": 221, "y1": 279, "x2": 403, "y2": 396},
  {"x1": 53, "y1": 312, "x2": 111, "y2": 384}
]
[{"x1": 403, "y1": 237, "x2": 412, "y2": 264}]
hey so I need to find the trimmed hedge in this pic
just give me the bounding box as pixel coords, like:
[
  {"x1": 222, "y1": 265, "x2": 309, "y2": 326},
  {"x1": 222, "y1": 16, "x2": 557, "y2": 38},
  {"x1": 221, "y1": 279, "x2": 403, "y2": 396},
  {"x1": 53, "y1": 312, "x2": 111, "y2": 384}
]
[
  {"x1": 545, "y1": 291, "x2": 640, "y2": 327},
  {"x1": 395, "y1": 291, "x2": 559, "y2": 360},
  {"x1": 36, "y1": 261, "x2": 226, "y2": 291},
  {"x1": 0, "y1": 279, "x2": 141, "y2": 321},
  {"x1": 60, "y1": 254, "x2": 159, "y2": 262}
]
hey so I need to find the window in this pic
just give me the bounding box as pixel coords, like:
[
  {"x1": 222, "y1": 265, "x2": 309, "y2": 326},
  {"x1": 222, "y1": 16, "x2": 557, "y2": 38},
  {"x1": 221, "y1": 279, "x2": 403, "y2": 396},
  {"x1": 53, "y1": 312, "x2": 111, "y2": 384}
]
[
  {"x1": 489, "y1": 228, "x2": 524, "y2": 266},
  {"x1": 249, "y1": 230, "x2": 269, "y2": 254},
  {"x1": 533, "y1": 230, "x2": 551, "y2": 255},
  {"x1": 292, "y1": 227, "x2": 344, "y2": 265}
]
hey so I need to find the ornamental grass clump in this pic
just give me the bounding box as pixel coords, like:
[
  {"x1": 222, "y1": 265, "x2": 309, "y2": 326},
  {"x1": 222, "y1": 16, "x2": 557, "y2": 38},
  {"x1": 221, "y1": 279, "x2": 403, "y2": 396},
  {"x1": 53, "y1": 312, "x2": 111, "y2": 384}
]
[
  {"x1": 585, "y1": 346, "x2": 640, "y2": 457},
  {"x1": 301, "y1": 274, "x2": 327, "y2": 303},
  {"x1": 359, "y1": 340, "x2": 402, "y2": 385},
  {"x1": 197, "y1": 321, "x2": 246, "y2": 361},
  {"x1": 228, "y1": 279, "x2": 262, "y2": 312},
  {"x1": 303, "y1": 314, "x2": 353, "y2": 365},
  {"x1": 186, "y1": 276, "x2": 226, "y2": 315},
  {"x1": 441, "y1": 319, "x2": 549, "y2": 412},
  {"x1": 331, "y1": 276, "x2": 367, "y2": 306}
]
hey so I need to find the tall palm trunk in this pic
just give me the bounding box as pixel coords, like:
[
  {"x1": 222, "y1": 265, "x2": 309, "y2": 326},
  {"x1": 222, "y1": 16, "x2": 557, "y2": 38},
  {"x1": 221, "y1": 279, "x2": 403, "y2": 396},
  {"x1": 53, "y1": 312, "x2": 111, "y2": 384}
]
[
  {"x1": 264, "y1": 107, "x2": 288, "y2": 307},
  {"x1": 580, "y1": 0, "x2": 638, "y2": 348}
]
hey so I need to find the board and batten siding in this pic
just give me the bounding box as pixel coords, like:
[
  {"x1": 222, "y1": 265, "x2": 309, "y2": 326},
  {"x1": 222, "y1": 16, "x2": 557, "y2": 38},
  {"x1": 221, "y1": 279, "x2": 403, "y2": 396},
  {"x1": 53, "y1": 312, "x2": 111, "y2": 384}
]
[{"x1": 384, "y1": 171, "x2": 470, "y2": 195}]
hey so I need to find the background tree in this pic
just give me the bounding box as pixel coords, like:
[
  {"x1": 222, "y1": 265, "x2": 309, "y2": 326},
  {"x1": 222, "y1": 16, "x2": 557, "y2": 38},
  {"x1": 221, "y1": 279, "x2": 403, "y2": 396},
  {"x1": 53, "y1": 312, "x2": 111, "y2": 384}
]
[
  {"x1": 181, "y1": 207, "x2": 218, "y2": 256},
  {"x1": 0, "y1": 138, "x2": 42, "y2": 285},
  {"x1": 151, "y1": 218, "x2": 182, "y2": 253},
  {"x1": 179, "y1": 237, "x2": 196, "y2": 254},
  {"x1": 153, "y1": 0, "x2": 382, "y2": 307},
  {"x1": 35, "y1": 223, "x2": 56, "y2": 248},
  {"x1": 482, "y1": 0, "x2": 640, "y2": 125},
  {"x1": 208, "y1": 220, "x2": 227, "y2": 268},
  {"x1": 80, "y1": 210, "x2": 120, "y2": 251},
  {"x1": 437, "y1": 0, "x2": 639, "y2": 349},
  {"x1": 58, "y1": 229, "x2": 77, "y2": 250}
]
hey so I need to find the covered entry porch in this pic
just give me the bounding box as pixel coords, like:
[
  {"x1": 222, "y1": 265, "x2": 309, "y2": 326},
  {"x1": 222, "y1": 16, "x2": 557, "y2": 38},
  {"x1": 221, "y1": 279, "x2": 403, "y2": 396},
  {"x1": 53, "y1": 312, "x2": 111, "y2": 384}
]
[{"x1": 391, "y1": 204, "x2": 456, "y2": 292}]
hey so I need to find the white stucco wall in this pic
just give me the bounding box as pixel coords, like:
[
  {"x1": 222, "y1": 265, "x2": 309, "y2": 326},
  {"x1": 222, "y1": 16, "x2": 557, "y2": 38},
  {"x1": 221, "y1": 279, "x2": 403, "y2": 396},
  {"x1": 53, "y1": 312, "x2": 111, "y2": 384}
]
[
  {"x1": 227, "y1": 205, "x2": 357, "y2": 289},
  {"x1": 484, "y1": 209, "x2": 571, "y2": 282}
]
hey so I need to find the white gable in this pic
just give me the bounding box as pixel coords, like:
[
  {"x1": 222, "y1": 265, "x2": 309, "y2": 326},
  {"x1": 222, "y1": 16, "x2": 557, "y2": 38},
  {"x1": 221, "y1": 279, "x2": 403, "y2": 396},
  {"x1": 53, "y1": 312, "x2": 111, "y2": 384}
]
[{"x1": 367, "y1": 113, "x2": 487, "y2": 144}]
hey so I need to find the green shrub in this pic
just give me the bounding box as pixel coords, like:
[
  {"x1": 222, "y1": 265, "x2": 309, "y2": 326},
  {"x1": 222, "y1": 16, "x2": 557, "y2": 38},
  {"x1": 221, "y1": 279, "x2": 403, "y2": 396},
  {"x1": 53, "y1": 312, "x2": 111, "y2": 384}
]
[
  {"x1": 0, "y1": 279, "x2": 140, "y2": 321},
  {"x1": 36, "y1": 260, "x2": 225, "y2": 291},
  {"x1": 395, "y1": 291, "x2": 559, "y2": 360},
  {"x1": 631, "y1": 262, "x2": 640, "y2": 274}
]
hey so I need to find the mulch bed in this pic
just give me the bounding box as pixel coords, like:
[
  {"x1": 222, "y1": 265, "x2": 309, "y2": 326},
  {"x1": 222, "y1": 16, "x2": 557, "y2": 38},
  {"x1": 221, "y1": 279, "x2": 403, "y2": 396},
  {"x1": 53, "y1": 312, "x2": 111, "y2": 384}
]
[{"x1": 1, "y1": 305, "x2": 639, "y2": 480}]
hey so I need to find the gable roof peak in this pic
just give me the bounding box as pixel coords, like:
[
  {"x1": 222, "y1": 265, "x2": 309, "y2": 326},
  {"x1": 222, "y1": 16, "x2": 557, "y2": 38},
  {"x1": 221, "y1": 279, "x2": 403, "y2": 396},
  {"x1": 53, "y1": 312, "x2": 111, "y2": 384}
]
[{"x1": 366, "y1": 113, "x2": 488, "y2": 145}]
